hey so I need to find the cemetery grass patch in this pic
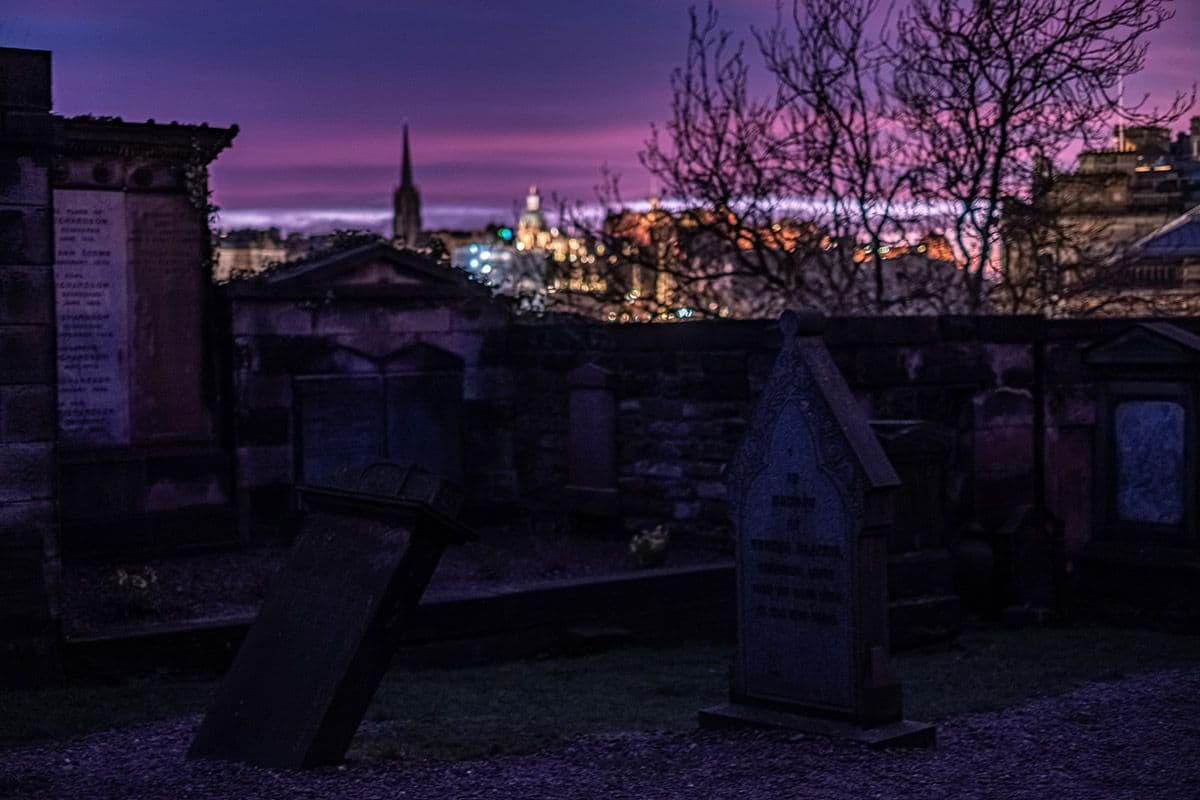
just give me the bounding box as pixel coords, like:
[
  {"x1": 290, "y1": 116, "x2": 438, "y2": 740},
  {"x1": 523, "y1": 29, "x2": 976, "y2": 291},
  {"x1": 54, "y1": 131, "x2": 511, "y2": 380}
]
[
  {"x1": 1, "y1": 626, "x2": 1197, "y2": 756},
  {"x1": 352, "y1": 625, "x2": 1200, "y2": 761},
  {"x1": 894, "y1": 625, "x2": 1200, "y2": 721},
  {"x1": 350, "y1": 642, "x2": 733, "y2": 761}
]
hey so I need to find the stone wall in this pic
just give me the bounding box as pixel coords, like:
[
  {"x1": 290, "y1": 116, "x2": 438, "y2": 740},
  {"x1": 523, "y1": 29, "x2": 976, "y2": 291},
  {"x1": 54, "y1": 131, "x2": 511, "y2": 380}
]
[
  {"x1": 497, "y1": 320, "x2": 775, "y2": 537},
  {"x1": 225, "y1": 251, "x2": 1200, "y2": 624},
  {"x1": 230, "y1": 297, "x2": 1200, "y2": 564},
  {"x1": 498, "y1": 315, "x2": 1200, "y2": 559},
  {"x1": 0, "y1": 48, "x2": 61, "y2": 684}
]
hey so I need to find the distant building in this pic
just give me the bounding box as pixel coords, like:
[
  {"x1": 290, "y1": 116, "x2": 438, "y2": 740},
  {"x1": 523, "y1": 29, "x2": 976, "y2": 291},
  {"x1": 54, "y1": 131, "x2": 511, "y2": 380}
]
[
  {"x1": 214, "y1": 227, "x2": 286, "y2": 281},
  {"x1": 432, "y1": 229, "x2": 491, "y2": 255},
  {"x1": 516, "y1": 185, "x2": 549, "y2": 252},
  {"x1": 583, "y1": 201, "x2": 967, "y2": 319},
  {"x1": 451, "y1": 242, "x2": 515, "y2": 284},
  {"x1": 392, "y1": 124, "x2": 423, "y2": 248},
  {"x1": 1026, "y1": 116, "x2": 1200, "y2": 313},
  {"x1": 429, "y1": 223, "x2": 516, "y2": 258},
  {"x1": 1052, "y1": 118, "x2": 1200, "y2": 252},
  {"x1": 1115, "y1": 205, "x2": 1200, "y2": 306}
]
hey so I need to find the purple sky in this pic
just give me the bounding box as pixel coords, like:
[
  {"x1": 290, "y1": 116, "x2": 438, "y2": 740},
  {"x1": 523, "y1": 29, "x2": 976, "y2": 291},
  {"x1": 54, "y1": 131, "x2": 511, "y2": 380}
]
[{"x1": 5, "y1": 0, "x2": 1197, "y2": 231}]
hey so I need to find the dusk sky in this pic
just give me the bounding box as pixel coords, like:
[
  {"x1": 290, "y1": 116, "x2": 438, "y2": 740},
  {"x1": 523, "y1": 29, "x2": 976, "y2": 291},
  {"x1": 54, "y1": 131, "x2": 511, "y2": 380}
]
[{"x1": 4, "y1": 0, "x2": 1198, "y2": 232}]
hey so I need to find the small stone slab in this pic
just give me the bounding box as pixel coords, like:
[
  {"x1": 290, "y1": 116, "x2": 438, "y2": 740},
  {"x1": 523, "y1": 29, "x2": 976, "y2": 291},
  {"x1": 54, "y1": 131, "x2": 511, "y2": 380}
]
[
  {"x1": 698, "y1": 703, "x2": 936, "y2": 749},
  {"x1": 188, "y1": 464, "x2": 469, "y2": 769}
]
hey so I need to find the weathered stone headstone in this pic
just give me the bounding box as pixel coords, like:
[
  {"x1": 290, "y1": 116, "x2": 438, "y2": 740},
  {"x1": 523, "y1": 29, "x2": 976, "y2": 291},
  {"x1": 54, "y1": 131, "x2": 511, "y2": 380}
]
[
  {"x1": 565, "y1": 363, "x2": 618, "y2": 515},
  {"x1": 188, "y1": 463, "x2": 469, "y2": 768},
  {"x1": 699, "y1": 313, "x2": 934, "y2": 747}
]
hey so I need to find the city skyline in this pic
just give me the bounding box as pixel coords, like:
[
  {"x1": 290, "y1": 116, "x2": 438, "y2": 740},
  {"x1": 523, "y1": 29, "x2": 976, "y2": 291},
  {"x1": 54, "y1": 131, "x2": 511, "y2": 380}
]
[{"x1": 5, "y1": 0, "x2": 1199, "y2": 232}]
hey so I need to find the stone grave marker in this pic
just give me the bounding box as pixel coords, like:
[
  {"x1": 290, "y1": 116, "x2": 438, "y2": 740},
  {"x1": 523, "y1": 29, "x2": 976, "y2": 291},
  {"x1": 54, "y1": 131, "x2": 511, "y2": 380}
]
[
  {"x1": 188, "y1": 462, "x2": 469, "y2": 769},
  {"x1": 699, "y1": 312, "x2": 934, "y2": 747}
]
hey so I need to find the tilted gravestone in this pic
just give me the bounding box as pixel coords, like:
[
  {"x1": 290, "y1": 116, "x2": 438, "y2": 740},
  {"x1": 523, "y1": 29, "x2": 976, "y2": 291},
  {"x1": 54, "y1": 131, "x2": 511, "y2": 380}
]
[
  {"x1": 188, "y1": 463, "x2": 469, "y2": 768},
  {"x1": 699, "y1": 313, "x2": 934, "y2": 747}
]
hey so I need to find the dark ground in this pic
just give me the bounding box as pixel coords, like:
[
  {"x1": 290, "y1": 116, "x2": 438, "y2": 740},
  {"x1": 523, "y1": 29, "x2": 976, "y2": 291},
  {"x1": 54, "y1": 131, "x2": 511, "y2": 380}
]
[
  {"x1": 60, "y1": 526, "x2": 732, "y2": 638},
  {"x1": 2, "y1": 667, "x2": 1197, "y2": 800}
]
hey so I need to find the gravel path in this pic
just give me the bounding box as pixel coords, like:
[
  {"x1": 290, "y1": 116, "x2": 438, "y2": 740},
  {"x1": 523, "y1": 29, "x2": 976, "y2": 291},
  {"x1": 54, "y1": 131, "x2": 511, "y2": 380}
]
[{"x1": 3, "y1": 668, "x2": 1197, "y2": 800}]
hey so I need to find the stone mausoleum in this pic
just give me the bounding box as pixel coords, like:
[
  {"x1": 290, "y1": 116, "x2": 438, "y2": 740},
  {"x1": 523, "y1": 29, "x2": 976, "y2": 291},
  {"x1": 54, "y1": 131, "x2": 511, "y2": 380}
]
[
  {"x1": 1, "y1": 48, "x2": 235, "y2": 681},
  {"x1": 2, "y1": 46, "x2": 1199, "y2": 683}
]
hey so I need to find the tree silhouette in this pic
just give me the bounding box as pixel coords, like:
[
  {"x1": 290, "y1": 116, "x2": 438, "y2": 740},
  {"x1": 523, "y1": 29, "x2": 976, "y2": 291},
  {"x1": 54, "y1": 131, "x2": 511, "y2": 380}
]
[{"x1": 570, "y1": 0, "x2": 1192, "y2": 319}]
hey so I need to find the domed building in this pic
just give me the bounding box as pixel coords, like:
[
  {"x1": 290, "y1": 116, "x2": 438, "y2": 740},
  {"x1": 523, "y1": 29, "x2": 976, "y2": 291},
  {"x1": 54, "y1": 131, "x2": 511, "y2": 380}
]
[{"x1": 516, "y1": 185, "x2": 549, "y2": 251}]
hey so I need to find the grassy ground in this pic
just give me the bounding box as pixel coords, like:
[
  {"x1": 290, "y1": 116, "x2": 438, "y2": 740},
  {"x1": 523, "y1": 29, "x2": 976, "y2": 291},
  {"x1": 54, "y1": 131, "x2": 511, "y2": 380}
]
[
  {"x1": 2, "y1": 625, "x2": 1198, "y2": 758},
  {"x1": 895, "y1": 625, "x2": 1200, "y2": 721}
]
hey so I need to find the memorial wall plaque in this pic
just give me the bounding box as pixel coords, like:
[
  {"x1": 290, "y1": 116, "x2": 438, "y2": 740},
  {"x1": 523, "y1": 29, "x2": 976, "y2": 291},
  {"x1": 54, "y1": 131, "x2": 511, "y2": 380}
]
[
  {"x1": 566, "y1": 363, "x2": 618, "y2": 502},
  {"x1": 385, "y1": 372, "x2": 463, "y2": 480},
  {"x1": 53, "y1": 189, "x2": 130, "y2": 447},
  {"x1": 1083, "y1": 323, "x2": 1200, "y2": 543},
  {"x1": 1115, "y1": 400, "x2": 1185, "y2": 525},
  {"x1": 296, "y1": 376, "x2": 386, "y2": 486},
  {"x1": 700, "y1": 312, "x2": 934, "y2": 748},
  {"x1": 127, "y1": 194, "x2": 209, "y2": 441}
]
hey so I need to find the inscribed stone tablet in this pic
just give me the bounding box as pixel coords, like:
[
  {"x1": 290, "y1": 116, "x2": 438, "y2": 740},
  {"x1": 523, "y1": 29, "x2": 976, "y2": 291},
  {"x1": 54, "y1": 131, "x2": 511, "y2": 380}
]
[
  {"x1": 53, "y1": 190, "x2": 130, "y2": 447},
  {"x1": 1115, "y1": 399, "x2": 1184, "y2": 525},
  {"x1": 296, "y1": 376, "x2": 385, "y2": 486},
  {"x1": 385, "y1": 372, "x2": 462, "y2": 480},
  {"x1": 189, "y1": 472, "x2": 469, "y2": 769},
  {"x1": 708, "y1": 314, "x2": 933, "y2": 746},
  {"x1": 737, "y1": 395, "x2": 855, "y2": 709},
  {"x1": 126, "y1": 194, "x2": 209, "y2": 441},
  {"x1": 725, "y1": 315, "x2": 901, "y2": 723}
]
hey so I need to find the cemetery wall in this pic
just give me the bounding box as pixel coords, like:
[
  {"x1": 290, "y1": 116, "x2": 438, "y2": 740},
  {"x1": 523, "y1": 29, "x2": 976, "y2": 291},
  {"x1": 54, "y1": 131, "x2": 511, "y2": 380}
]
[
  {"x1": 231, "y1": 301, "x2": 1200, "y2": 557},
  {"x1": 227, "y1": 287, "x2": 1200, "y2": 622},
  {"x1": 502, "y1": 315, "x2": 1200, "y2": 561},
  {"x1": 0, "y1": 48, "x2": 62, "y2": 683},
  {"x1": 498, "y1": 319, "x2": 776, "y2": 537}
]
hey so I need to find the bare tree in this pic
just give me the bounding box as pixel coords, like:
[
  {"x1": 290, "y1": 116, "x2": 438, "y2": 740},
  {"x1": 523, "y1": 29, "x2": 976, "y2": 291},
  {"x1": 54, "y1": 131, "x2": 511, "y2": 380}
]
[
  {"x1": 637, "y1": 5, "x2": 828, "y2": 318},
  {"x1": 564, "y1": 0, "x2": 1191, "y2": 319},
  {"x1": 893, "y1": 0, "x2": 1190, "y2": 312}
]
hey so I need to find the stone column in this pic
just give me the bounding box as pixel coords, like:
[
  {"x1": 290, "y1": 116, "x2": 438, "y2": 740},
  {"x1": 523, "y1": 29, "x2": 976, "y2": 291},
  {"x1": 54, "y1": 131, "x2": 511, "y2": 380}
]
[{"x1": 0, "y1": 48, "x2": 62, "y2": 685}]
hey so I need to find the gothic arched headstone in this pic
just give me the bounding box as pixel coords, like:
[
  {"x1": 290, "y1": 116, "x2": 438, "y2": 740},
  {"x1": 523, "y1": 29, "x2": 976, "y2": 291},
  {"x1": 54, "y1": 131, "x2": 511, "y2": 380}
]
[{"x1": 700, "y1": 312, "x2": 934, "y2": 747}]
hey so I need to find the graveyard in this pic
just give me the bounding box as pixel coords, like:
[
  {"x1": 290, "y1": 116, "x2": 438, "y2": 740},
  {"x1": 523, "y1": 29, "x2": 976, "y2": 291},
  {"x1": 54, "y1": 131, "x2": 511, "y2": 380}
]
[{"x1": 3, "y1": 35, "x2": 1200, "y2": 800}]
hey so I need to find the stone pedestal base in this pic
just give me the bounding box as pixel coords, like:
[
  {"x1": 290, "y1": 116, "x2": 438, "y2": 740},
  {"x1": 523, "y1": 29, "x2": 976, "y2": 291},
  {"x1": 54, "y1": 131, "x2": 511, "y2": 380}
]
[{"x1": 698, "y1": 703, "x2": 936, "y2": 749}]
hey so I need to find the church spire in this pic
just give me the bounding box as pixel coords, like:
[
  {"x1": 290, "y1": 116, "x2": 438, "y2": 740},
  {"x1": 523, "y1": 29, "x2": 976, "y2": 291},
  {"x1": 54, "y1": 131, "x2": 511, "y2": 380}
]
[
  {"x1": 401, "y1": 123, "x2": 413, "y2": 188},
  {"x1": 393, "y1": 124, "x2": 422, "y2": 247}
]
